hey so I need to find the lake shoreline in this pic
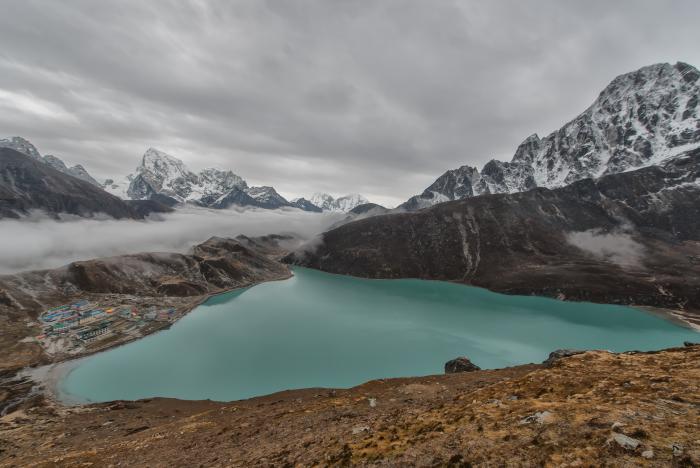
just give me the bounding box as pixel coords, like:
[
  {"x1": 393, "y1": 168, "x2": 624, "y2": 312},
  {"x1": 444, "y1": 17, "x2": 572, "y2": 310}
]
[
  {"x1": 13, "y1": 270, "x2": 295, "y2": 410},
  {"x1": 33, "y1": 267, "x2": 699, "y2": 406}
]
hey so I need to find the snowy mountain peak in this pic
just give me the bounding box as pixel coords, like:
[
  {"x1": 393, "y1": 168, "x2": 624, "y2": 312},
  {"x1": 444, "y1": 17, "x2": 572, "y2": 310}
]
[
  {"x1": 245, "y1": 186, "x2": 288, "y2": 205},
  {"x1": 125, "y1": 147, "x2": 249, "y2": 205},
  {"x1": 402, "y1": 61, "x2": 700, "y2": 210},
  {"x1": 309, "y1": 192, "x2": 369, "y2": 212},
  {"x1": 0, "y1": 136, "x2": 42, "y2": 160},
  {"x1": 139, "y1": 148, "x2": 193, "y2": 187}
]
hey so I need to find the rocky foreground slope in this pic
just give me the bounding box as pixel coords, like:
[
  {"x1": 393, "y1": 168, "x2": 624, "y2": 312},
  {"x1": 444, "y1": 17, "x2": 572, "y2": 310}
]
[
  {"x1": 289, "y1": 148, "x2": 700, "y2": 325},
  {"x1": 1, "y1": 345, "x2": 698, "y2": 466}
]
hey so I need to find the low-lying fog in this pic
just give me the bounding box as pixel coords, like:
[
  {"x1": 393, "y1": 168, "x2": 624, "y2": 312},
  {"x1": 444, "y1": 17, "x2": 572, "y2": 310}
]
[{"x1": 0, "y1": 207, "x2": 345, "y2": 274}]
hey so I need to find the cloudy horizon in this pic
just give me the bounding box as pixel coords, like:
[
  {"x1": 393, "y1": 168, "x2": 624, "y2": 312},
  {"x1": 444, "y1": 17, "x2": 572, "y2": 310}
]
[{"x1": 1, "y1": 0, "x2": 699, "y2": 206}]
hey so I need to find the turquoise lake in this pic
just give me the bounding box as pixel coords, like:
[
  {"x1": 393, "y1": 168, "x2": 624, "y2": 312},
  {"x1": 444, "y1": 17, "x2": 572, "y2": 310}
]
[{"x1": 59, "y1": 267, "x2": 699, "y2": 403}]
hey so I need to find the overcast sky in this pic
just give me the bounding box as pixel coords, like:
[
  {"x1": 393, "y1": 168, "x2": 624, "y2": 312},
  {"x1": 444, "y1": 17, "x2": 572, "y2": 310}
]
[{"x1": 1, "y1": 0, "x2": 699, "y2": 206}]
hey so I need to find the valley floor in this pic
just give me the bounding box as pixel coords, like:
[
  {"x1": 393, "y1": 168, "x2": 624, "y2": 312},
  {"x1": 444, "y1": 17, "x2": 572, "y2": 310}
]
[{"x1": 1, "y1": 345, "x2": 699, "y2": 466}]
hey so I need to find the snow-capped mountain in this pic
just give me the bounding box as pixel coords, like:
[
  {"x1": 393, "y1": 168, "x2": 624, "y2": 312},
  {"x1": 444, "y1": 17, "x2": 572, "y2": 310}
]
[
  {"x1": 116, "y1": 148, "x2": 328, "y2": 211},
  {"x1": 124, "y1": 148, "x2": 248, "y2": 204},
  {"x1": 0, "y1": 137, "x2": 102, "y2": 187},
  {"x1": 401, "y1": 166, "x2": 482, "y2": 210},
  {"x1": 309, "y1": 193, "x2": 369, "y2": 212},
  {"x1": 116, "y1": 148, "x2": 248, "y2": 206},
  {"x1": 245, "y1": 186, "x2": 291, "y2": 209},
  {"x1": 401, "y1": 61, "x2": 700, "y2": 210},
  {"x1": 0, "y1": 137, "x2": 41, "y2": 160}
]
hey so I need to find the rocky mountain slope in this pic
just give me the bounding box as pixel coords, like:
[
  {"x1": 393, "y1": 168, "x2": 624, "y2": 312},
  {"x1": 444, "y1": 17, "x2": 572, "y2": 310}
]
[
  {"x1": 289, "y1": 148, "x2": 700, "y2": 323},
  {"x1": 3, "y1": 345, "x2": 698, "y2": 466},
  {"x1": 402, "y1": 62, "x2": 700, "y2": 209},
  {"x1": 0, "y1": 148, "x2": 171, "y2": 220},
  {"x1": 0, "y1": 137, "x2": 101, "y2": 187}
]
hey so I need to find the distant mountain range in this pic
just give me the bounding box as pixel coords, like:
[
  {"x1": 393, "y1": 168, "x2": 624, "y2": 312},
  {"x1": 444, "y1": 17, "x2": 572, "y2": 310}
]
[
  {"x1": 0, "y1": 138, "x2": 371, "y2": 216},
  {"x1": 401, "y1": 62, "x2": 700, "y2": 210},
  {"x1": 3, "y1": 61, "x2": 698, "y2": 219},
  {"x1": 104, "y1": 147, "x2": 370, "y2": 212}
]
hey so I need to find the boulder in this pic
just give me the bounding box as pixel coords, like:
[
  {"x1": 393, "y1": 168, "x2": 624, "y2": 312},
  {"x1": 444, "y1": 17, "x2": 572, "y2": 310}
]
[
  {"x1": 608, "y1": 433, "x2": 641, "y2": 451},
  {"x1": 444, "y1": 357, "x2": 481, "y2": 374},
  {"x1": 543, "y1": 349, "x2": 584, "y2": 367}
]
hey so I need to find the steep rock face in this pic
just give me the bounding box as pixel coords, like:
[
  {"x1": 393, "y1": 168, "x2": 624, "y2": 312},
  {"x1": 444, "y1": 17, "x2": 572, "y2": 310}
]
[
  {"x1": 522, "y1": 62, "x2": 700, "y2": 187},
  {"x1": 476, "y1": 160, "x2": 536, "y2": 194},
  {"x1": 0, "y1": 148, "x2": 170, "y2": 220},
  {"x1": 402, "y1": 62, "x2": 700, "y2": 209},
  {"x1": 309, "y1": 193, "x2": 369, "y2": 212},
  {"x1": 289, "y1": 148, "x2": 700, "y2": 317},
  {"x1": 400, "y1": 166, "x2": 483, "y2": 210}
]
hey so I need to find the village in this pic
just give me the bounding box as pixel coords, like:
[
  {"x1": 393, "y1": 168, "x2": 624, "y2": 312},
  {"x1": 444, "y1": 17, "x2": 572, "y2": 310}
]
[{"x1": 36, "y1": 299, "x2": 181, "y2": 356}]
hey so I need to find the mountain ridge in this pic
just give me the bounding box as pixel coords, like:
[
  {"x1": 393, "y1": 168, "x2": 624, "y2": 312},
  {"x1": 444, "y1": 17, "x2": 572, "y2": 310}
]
[
  {"x1": 401, "y1": 61, "x2": 700, "y2": 210},
  {"x1": 0, "y1": 137, "x2": 102, "y2": 187},
  {"x1": 0, "y1": 148, "x2": 171, "y2": 220}
]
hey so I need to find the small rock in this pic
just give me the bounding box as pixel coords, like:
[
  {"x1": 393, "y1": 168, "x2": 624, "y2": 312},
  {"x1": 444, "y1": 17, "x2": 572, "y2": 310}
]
[
  {"x1": 444, "y1": 356, "x2": 481, "y2": 374},
  {"x1": 611, "y1": 421, "x2": 626, "y2": 432},
  {"x1": 368, "y1": 398, "x2": 377, "y2": 408},
  {"x1": 542, "y1": 349, "x2": 584, "y2": 367},
  {"x1": 684, "y1": 341, "x2": 698, "y2": 347},
  {"x1": 609, "y1": 433, "x2": 641, "y2": 451},
  {"x1": 351, "y1": 425, "x2": 370, "y2": 435},
  {"x1": 672, "y1": 443, "x2": 684, "y2": 457},
  {"x1": 519, "y1": 411, "x2": 553, "y2": 425},
  {"x1": 507, "y1": 395, "x2": 519, "y2": 401},
  {"x1": 641, "y1": 450, "x2": 654, "y2": 459}
]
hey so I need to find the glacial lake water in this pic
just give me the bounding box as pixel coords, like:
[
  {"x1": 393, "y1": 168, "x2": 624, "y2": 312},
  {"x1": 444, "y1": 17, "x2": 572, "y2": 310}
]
[{"x1": 58, "y1": 267, "x2": 699, "y2": 403}]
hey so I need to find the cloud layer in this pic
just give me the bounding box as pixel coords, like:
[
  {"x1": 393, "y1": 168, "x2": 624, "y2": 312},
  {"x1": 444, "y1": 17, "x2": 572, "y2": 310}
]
[
  {"x1": 1, "y1": 1, "x2": 699, "y2": 206},
  {"x1": 567, "y1": 229, "x2": 645, "y2": 268},
  {"x1": 0, "y1": 208, "x2": 343, "y2": 274}
]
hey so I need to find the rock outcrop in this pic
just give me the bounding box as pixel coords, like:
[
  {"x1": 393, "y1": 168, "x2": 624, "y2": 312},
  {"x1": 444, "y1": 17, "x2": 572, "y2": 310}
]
[{"x1": 444, "y1": 356, "x2": 481, "y2": 373}]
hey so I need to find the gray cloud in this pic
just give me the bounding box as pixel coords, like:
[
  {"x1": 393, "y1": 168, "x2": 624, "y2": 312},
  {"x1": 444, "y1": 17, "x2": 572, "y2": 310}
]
[
  {"x1": 567, "y1": 229, "x2": 645, "y2": 268},
  {"x1": 0, "y1": 0, "x2": 699, "y2": 206},
  {"x1": 0, "y1": 208, "x2": 343, "y2": 274}
]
